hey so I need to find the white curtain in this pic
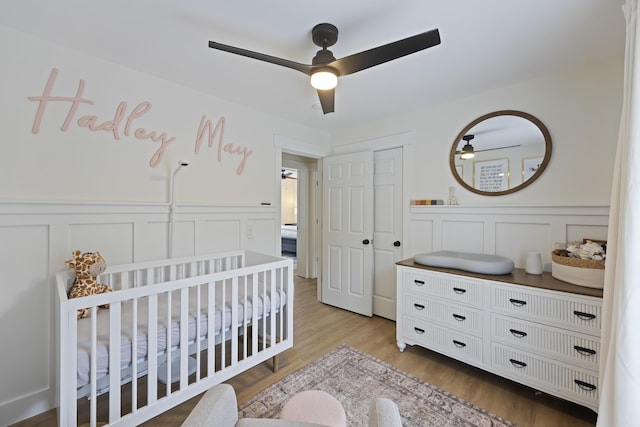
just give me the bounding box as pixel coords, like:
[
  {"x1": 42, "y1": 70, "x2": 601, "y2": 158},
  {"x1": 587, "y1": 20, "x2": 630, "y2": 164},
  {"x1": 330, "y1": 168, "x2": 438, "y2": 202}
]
[{"x1": 597, "y1": 1, "x2": 640, "y2": 426}]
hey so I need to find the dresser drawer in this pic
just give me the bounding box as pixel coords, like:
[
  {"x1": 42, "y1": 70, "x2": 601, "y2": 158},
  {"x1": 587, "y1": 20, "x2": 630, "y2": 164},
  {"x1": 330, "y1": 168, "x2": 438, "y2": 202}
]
[
  {"x1": 491, "y1": 313, "x2": 600, "y2": 369},
  {"x1": 491, "y1": 343, "x2": 598, "y2": 407},
  {"x1": 402, "y1": 316, "x2": 483, "y2": 365},
  {"x1": 404, "y1": 270, "x2": 483, "y2": 307},
  {"x1": 491, "y1": 283, "x2": 602, "y2": 334},
  {"x1": 404, "y1": 293, "x2": 483, "y2": 336}
]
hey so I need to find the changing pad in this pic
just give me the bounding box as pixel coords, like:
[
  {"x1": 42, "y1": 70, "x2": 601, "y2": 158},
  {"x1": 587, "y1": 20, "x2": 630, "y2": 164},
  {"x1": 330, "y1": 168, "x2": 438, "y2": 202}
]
[{"x1": 413, "y1": 251, "x2": 514, "y2": 275}]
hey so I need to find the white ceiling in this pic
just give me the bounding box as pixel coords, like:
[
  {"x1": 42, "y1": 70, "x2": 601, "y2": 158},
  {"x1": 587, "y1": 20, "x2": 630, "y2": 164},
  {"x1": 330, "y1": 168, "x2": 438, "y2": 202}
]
[{"x1": 1, "y1": 1, "x2": 625, "y2": 132}]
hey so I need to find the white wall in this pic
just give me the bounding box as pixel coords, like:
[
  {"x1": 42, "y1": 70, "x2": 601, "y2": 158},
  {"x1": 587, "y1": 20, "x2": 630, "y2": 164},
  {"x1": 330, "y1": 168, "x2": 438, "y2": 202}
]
[
  {"x1": 331, "y1": 59, "x2": 622, "y2": 206},
  {"x1": 0, "y1": 25, "x2": 329, "y2": 204},
  {"x1": 0, "y1": 25, "x2": 330, "y2": 425}
]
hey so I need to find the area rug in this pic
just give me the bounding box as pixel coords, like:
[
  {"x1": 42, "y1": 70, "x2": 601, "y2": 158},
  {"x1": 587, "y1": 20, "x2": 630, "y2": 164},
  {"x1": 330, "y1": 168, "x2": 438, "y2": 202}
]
[{"x1": 238, "y1": 344, "x2": 518, "y2": 427}]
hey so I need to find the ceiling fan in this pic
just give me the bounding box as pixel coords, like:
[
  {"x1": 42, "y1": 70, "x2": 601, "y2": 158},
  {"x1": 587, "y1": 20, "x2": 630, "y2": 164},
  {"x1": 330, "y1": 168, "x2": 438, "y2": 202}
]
[
  {"x1": 456, "y1": 134, "x2": 521, "y2": 160},
  {"x1": 281, "y1": 169, "x2": 297, "y2": 180},
  {"x1": 209, "y1": 23, "x2": 441, "y2": 114}
]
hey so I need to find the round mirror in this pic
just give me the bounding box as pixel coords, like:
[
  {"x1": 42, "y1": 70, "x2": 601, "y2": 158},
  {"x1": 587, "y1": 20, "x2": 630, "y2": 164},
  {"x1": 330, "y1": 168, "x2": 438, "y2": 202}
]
[{"x1": 449, "y1": 110, "x2": 552, "y2": 196}]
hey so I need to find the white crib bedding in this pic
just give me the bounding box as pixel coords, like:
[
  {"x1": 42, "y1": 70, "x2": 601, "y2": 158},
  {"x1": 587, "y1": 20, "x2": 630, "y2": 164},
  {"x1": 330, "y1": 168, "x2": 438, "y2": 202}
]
[{"x1": 75, "y1": 286, "x2": 285, "y2": 388}]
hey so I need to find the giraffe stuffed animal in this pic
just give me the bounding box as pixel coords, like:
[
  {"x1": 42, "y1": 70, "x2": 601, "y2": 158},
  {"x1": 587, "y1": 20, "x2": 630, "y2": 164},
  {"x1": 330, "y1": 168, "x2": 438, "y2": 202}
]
[{"x1": 65, "y1": 250, "x2": 112, "y2": 319}]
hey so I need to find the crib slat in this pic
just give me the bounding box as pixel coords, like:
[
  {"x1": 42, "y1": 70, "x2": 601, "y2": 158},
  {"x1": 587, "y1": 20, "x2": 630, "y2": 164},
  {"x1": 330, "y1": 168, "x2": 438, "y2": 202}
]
[
  {"x1": 90, "y1": 306, "x2": 98, "y2": 427},
  {"x1": 242, "y1": 275, "x2": 248, "y2": 360},
  {"x1": 131, "y1": 297, "x2": 139, "y2": 415},
  {"x1": 65, "y1": 308, "x2": 78, "y2": 427},
  {"x1": 207, "y1": 281, "x2": 215, "y2": 375},
  {"x1": 165, "y1": 291, "x2": 172, "y2": 396},
  {"x1": 269, "y1": 270, "x2": 283, "y2": 346},
  {"x1": 194, "y1": 284, "x2": 202, "y2": 380},
  {"x1": 231, "y1": 276, "x2": 238, "y2": 366},
  {"x1": 108, "y1": 301, "x2": 122, "y2": 423},
  {"x1": 220, "y1": 281, "x2": 225, "y2": 369},
  {"x1": 147, "y1": 294, "x2": 158, "y2": 404},
  {"x1": 179, "y1": 286, "x2": 189, "y2": 389}
]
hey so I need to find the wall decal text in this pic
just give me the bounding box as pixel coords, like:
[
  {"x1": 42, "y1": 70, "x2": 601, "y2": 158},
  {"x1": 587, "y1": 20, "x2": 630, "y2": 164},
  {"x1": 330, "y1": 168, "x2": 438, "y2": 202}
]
[{"x1": 28, "y1": 68, "x2": 252, "y2": 173}]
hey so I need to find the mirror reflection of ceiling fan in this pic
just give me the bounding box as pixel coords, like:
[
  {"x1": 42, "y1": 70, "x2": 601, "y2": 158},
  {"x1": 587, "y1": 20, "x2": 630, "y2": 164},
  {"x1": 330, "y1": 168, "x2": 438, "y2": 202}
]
[
  {"x1": 209, "y1": 23, "x2": 441, "y2": 114},
  {"x1": 456, "y1": 134, "x2": 521, "y2": 160},
  {"x1": 281, "y1": 169, "x2": 297, "y2": 180}
]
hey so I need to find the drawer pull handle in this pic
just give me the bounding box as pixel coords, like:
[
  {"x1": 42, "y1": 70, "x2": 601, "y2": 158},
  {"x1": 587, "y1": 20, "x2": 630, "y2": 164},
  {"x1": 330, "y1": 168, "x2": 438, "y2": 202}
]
[
  {"x1": 414, "y1": 327, "x2": 425, "y2": 334},
  {"x1": 574, "y1": 379, "x2": 597, "y2": 391},
  {"x1": 574, "y1": 346, "x2": 597, "y2": 356},
  {"x1": 414, "y1": 280, "x2": 425, "y2": 286},
  {"x1": 509, "y1": 298, "x2": 527, "y2": 307},
  {"x1": 509, "y1": 358, "x2": 527, "y2": 368},
  {"x1": 573, "y1": 311, "x2": 596, "y2": 321},
  {"x1": 452, "y1": 314, "x2": 466, "y2": 321},
  {"x1": 453, "y1": 287, "x2": 466, "y2": 294},
  {"x1": 509, "y1": 329, "x2": 528, "y2": 338},
  {"x1": 452, "y1": 340, "x2": 466, "y2": 348},
  {"x1": 414, "y1": 303, "x2": 425, "y2": 310}
]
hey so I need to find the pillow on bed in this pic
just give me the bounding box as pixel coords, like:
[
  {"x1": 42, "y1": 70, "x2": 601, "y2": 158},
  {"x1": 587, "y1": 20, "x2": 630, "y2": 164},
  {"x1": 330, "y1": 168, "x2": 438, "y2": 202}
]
[{"x1": 413, "y1": 251, "x2": 514, "y2": 275}]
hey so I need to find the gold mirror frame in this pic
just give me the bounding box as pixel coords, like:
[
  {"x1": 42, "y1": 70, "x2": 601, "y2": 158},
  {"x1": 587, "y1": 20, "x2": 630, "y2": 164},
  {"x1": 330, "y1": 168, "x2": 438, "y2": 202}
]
[{"x1": 449, "y1": 110, "x2": 552, "y2": 196}]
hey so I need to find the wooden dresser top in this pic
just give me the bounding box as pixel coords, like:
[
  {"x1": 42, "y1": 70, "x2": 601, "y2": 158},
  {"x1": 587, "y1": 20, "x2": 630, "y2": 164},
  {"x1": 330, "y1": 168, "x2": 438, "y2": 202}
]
[{"x1": 397, "y1": 258, "x2": 604, "y2": 298}]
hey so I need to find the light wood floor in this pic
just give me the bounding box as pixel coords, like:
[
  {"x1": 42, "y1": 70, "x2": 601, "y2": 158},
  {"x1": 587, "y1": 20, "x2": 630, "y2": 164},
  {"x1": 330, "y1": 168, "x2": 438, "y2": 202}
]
[{"x1": 13, "y1": 275, "x2": 597, "y2": 427}]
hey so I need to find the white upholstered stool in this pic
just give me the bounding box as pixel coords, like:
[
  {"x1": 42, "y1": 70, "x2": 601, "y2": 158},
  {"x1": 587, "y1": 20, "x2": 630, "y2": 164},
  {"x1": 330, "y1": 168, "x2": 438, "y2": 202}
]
[{"x1": 280, "y1": 390, "x2": 347, "y2": 427}]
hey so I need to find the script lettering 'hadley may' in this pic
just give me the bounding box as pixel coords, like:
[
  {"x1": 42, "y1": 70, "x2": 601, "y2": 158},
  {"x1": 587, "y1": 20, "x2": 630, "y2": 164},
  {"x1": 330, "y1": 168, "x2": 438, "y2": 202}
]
[{"x1": 28, "y1": 68, "x2": 253, "y2": 174}]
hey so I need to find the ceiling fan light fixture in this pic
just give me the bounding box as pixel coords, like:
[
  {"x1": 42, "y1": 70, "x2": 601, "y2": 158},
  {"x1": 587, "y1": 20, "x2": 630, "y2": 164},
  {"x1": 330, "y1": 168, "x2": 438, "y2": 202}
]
[
  {"x1": 460, "y1": 143, "x2": 475, "y2": 160},
  {"x1": 460, "y1": 134, "x2": 476, "y2": 160},
  {"x1": 310, "y1": 68, "x2": 338, "y2": 90}
]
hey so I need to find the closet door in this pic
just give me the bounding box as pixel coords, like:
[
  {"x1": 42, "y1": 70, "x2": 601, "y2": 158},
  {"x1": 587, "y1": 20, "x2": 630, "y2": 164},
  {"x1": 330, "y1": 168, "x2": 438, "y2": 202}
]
[
  {"x1": 322, "y1": 151, "x2": 374, "y2": 316},
  {"x1": 373, "y1": 147, "x2": 403, "y2": 320}
]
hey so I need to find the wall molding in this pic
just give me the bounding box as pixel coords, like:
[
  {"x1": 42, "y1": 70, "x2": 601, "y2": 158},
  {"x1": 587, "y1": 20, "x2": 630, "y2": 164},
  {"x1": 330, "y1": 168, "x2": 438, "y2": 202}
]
[
  {"x1": 408, "y1": 204, "x2": 609, "y2": 271},
  {"x1": 0, "y1": 200, "x2": 278, "y2": 425}
]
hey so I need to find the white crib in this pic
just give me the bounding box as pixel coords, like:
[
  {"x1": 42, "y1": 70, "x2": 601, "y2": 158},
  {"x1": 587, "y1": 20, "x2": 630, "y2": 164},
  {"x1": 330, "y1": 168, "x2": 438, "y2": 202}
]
[{"x1": 56, "y1": 250, "x2": 294, "y2": 427}]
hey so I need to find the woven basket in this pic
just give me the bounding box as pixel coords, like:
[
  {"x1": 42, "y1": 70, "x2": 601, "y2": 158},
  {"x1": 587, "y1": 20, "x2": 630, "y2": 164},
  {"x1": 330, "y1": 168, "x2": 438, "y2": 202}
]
[
  {"x1": 550, "y1": 253, "x2": 605, "y2": 270},
  {"x1": 551, "y1": 252, "x2": 605, "y2": 288}
]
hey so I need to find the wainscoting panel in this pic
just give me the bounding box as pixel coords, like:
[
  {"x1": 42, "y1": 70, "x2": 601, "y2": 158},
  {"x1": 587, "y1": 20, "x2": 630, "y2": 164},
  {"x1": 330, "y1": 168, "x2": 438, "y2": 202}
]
[
  {"x1": 138, "y1": 220, "x2": 170, "y2": 262},
  {"x1": 199, "y1": 219, "x2": 242, "y2": 254},
  {"x1": 69, "y1": 222, "x2": 135, "y2": 265},
  {"x1": 409, "y1": 205, "x2": 609, "y2": 271},
  {"x1": 441, "y1": 220, "x2": 484, "y2": 253},
  {"x1": 0, "y1": 224, "x2": 51, "y2": 414},
  {"x1": 567, "y1": 224, "x2": 608, "y2": 242},
  {"x1": 408, "y1": 219, "x2": 434, "y2": 255},
  {"x1": 244, "y1": 218, "x2": 279, "y2": 254},
  {"x1": 495, "y1": 222, "x2": 551, "y2": 268},
  {"x1": 0, "y1": 201, "x2": 278, "y2": 425},
  {"x1": 174, "y1": 219, "x2": 197, "y2": 258}
]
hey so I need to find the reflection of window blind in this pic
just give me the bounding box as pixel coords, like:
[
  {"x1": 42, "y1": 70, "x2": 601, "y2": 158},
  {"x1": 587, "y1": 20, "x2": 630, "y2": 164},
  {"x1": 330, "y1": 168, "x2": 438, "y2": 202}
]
[{"x1": 281, "y1": 178, "x2": 297, "y2": 225}]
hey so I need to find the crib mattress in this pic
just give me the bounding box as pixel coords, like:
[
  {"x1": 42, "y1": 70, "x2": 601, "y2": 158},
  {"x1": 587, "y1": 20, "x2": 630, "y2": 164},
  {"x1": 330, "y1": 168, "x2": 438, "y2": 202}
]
[{"x1": 75, "y1": 285, "x2": 285, "y2": 388}]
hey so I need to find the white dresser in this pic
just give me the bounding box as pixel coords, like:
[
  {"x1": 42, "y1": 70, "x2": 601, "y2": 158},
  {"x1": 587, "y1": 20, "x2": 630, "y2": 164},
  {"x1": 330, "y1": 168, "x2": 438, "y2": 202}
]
[{"x1": 396, "y1": 259, "x2": 603, "y2": 411}]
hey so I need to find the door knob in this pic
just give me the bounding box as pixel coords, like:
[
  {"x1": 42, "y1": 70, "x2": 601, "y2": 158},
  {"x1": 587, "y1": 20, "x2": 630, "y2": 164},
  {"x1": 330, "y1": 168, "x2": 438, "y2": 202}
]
[
  {"x1": 362, "y1": 239, "x2": 370, "y2": 245},
  {"x1": 393, "y1": 241, "x2": 401, "y2": 247}
]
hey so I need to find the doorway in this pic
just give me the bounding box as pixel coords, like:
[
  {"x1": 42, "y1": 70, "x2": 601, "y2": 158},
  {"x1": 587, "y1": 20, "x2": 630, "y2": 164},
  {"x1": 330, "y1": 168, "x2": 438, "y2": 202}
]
[
  {"x1": 280, "y1": 167, "x2": 298, "y2": 268},
  {"x1": 281, "y1": 153, "x2": 319, "y2": 279}
]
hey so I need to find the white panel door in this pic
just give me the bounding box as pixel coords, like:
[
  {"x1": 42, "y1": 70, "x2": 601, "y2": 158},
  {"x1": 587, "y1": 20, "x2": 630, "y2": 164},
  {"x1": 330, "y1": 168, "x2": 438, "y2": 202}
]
[
  {"x1": 322, "y1": 151, "x2": 374, "y2": 316},
  {"x1": 373, "y1": 147, "x2": 403, "y2": 320}
]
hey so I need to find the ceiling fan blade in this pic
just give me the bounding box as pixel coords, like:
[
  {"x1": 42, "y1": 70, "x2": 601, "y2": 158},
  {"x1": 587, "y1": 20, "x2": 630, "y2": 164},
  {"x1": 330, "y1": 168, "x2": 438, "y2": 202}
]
[
  {"x1": 317, "y1": 88, "x2": 335, "y2": 114},
  {"x1": 328, "y1": 28, "x2": 440, "y2": 76},
  {"x1": 476, "y1": 144, "x2": 521, "y2": 152},
  {"x1": 209, "y1": 41, "x2": 313, "y2": 75}
]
